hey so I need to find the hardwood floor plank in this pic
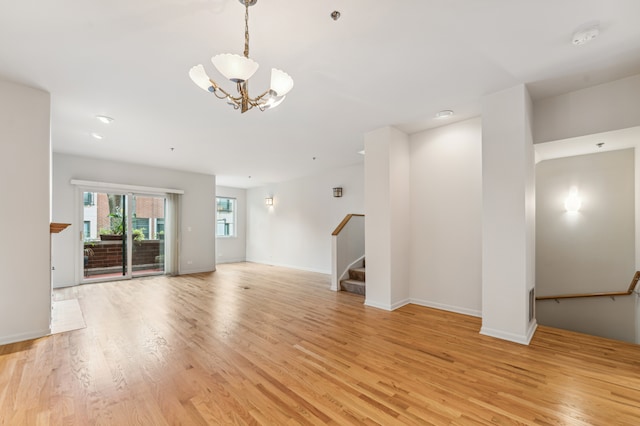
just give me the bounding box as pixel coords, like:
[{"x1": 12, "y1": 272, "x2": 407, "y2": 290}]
[{"x1": 2, "y1": 262, "x2": 640, "y2": 424}]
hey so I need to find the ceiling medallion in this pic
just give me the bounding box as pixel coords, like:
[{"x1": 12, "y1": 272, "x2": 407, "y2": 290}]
[{"x1": 189, "y1": 0, "x2": 293, "y2": 113}]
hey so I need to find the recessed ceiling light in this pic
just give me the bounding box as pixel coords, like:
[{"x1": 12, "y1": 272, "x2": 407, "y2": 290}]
[
  {"x1": 435, "y1": 110, "x2": 454, "y2": 119},
  {"x1": 95, "y1": 115, "x2": 114, "y2": 124},
  {"x1": 91, "y1": 132, "x2": 104, "y2": 140},
  {"x1": 572, "y1": 25, "x2": 600, "y2": 46}
]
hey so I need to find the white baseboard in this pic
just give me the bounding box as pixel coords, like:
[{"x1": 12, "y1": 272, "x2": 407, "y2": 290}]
[
  {"x1": 246, "y1": 259, "x2": 330, "y2": 275},
  {"x1": 53, "y1": 282, "x2": 77, "y2": 289},
  {"x1": 178, "y1": 267, "x2": 216, "y2": 275},
  {"x1": 391, "y1": 298, "x2": 411, "y2": 310},
  {"x1": 0, "y1": 328, "x2": 50, "y2": 346},
  {"x1": 410, "y1": 298, "x2": 482, "y2": 318},
  {"x1": 216, "y1": 258, "x2": 246, "y2": 264},
  {"x1": 364, "y1": 298, "x2": 410, "y2": 311},
  {"x1": 480, "y1": 321, "x2": 538, "y2": 345},
  {"x1": 364, "y1": 299, "x2": 392, "y2": 311}
]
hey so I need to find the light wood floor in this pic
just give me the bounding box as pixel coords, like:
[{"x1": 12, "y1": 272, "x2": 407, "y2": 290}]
[{"x1": 2, "y1": 263, "x2": 640, "y2": 425}]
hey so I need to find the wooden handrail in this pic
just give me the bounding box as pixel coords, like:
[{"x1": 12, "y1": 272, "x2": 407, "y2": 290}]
[
  {"x1": 331, "y1": 214, "x2": 364, "y2": 236},
  {"x1": 536, "y1": 271, "x2": 640, "y2": 301}
]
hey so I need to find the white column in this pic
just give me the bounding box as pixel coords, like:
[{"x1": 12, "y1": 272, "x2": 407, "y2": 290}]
[
  {"x1": 364, "y1": 126, "x2": 411, "y2": 310},
  {"x1": 481, "y1": 84, "x2": 537, "y2": 344},
  {"x1": 0, "y1": 78, "x2": 51, "y2": 344}
]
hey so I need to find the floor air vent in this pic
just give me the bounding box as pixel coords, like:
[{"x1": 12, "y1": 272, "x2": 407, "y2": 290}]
[{"x1": 528, "y1": 288, "x2": 535, "y2": 322}]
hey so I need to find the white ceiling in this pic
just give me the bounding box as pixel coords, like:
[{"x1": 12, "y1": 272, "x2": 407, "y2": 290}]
[
  {"x1": 1, "y1": 0, "x2": 640, "y2": 187},
  {"x1": 535, "y1": 126, "x2": 640, "y2": 163}
]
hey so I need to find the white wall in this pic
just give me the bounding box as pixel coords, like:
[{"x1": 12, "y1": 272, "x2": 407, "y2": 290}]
[
  {"x1": 409, "y1": 118, "x2": 483, "y2": 317},
  {"x1": 537, "y1": 149, "x2": 635, "y2": 294},
  {"x1": 216, "y1": 186, "x2": 247, "y2": 264},
  {"x1": 52, "y1": 153, "x2": 216, "y2": 287},
  {"x1": 536, "y1": 149, "x2": 636, "y2": 342},
  {"x1": 0, "y1": 78, "x2": 52, "y2": 344},
  {"x1": 538, "y1": 296, "x2": 636, "y2": 344},
  {"x1": 246, "y1": 163, "x2": 364, "y2": 274},
  {"x1": 533, "y1": 74, "x2": 640, "y2": 144}
]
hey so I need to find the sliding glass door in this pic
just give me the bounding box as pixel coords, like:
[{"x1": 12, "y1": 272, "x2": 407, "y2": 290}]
[{"x1": 81, "y1": 191, "x2": 166, "y2": 282}]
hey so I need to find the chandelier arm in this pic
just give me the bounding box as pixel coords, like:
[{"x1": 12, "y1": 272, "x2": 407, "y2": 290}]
[
  {"x1": 214, "y1": 83, "x2": 242, "y2": 108},
  {"x1": 210, "y1": 81, "x2": 234, "y2": 99},
  {"x1": 251, "y1": 89, "x2": 271, "y2": 103},
  {"x1": 246, "y1": 90, "x2": 271, "y2": 109}
]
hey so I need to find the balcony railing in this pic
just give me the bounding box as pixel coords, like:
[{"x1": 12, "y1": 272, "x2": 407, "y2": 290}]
[{"x1": 84, "y1": 239, "x2": 164, "y2": 277}]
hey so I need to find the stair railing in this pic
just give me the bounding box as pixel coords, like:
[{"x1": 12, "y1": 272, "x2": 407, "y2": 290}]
[
  {"x1": 331, "y1": 214, "x2": 365, "y2": 291},
  {"x1": 536, "y1": 271, "x2": 640, "y2": 302}
]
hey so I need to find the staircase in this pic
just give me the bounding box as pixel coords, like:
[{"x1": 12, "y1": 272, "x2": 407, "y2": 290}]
[{"x1": 340, "y1": 265, "x2": 365, "y2": 296}]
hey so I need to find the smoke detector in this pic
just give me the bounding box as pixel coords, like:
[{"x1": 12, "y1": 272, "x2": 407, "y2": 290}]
[{"x1": 572, "y1": 25, "x2": 600, "y2": 46}]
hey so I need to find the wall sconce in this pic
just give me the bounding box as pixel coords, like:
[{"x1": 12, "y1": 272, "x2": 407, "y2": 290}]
[
  {"x1": 564, "y1": 187, "x2": 582, "y2": 213},
  {"x1": 333, "y1": 187, "x2": 343, "y2": 198},
  {"x1": 265, "y1": 197, "x2": 273, "y2": 206}
]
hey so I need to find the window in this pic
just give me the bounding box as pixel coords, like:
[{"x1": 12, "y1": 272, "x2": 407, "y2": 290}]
[
  {"x1": 216, "y1": 197, "x2": 236, "y2": 237},
  {"x1": 132, "y1": 217, "x2": 150, "y2": 239},
  {"x1": 83, "y1": 221, "x2": 91, "y2": 240},
  {"x1": 155, "y1": 218, "x2": 165, "y2": 238},
  {"x1": 83, "y1": 192, "x2": 94, "y2": 206}
]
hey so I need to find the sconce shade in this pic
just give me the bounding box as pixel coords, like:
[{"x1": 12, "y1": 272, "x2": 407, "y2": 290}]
[
  {"x1": 564, "y1": 187, "x2": 582, "y2": 213},
  {"x1": 333, "y1": 187, "x2": 343, "y2": 198},
  {"x1": 265, "y1": 197, "x2": 274, "y2": 206}
]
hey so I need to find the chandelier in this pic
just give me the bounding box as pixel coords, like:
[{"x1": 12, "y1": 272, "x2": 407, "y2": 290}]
[{"x1": 189, "y1": 0, "x2": 293, "y2": 113}]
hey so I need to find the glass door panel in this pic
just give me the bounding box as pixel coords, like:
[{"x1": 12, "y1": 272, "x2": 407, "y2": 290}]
[
  {"x1": 131, "y1": 195, "x2": 165, "y2": 277},
  {"x1": 82, "y1": 192, "x2": 128, "y2": 281}
]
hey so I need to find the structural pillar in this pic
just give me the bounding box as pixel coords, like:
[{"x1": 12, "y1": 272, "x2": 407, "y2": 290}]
[
  {"x1": 364, "y1": 126, "x2": 411, "y2": 310},
  {"x1": 481, "y1": 84, "x2": 537, "y2": 344}
]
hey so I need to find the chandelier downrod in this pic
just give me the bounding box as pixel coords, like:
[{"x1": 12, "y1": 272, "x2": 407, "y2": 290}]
[{"x1": 243, "y1": 0, "x2": 250, "y2": 58}]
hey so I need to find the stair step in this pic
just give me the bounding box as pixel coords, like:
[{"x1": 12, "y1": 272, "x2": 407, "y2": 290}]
[
  {"x1": 340, "y1": 279, "x2": 365, "y2": 296},
  {"x1": 349, "y1": 267, "x2": 366, "y2": 281}
]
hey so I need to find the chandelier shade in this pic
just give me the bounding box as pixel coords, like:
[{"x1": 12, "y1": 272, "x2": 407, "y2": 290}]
[
  {"x1": 212, "y1": 54, "x2": 259, "y2": 83},
  {"x1": 189, "y1": 65, "x2": 214, "y2": 92},
  {"x1": 188, "y1": 0, "x2": 292, "y2": 113},
  {"x1": 269, "y1": 68, "x2": 294, "y2": 97},
  {"x1": 262, "y1": 93, "x2": 286, "y2": 110}
]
